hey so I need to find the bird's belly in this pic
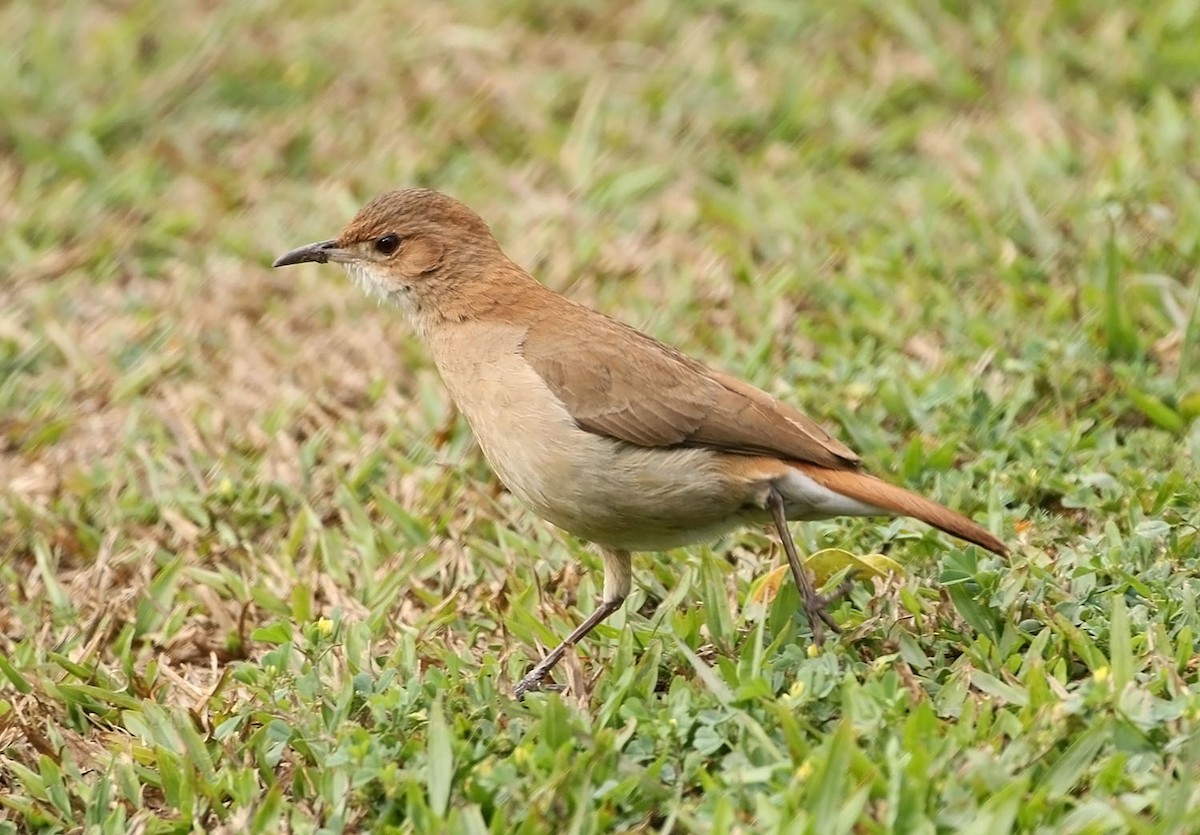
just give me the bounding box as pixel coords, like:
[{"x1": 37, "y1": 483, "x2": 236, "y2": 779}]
[
  {"x1": 430, "y1": 328, "x2": 762, "y2": 551},
  {"x1": 506, "y1": 439, "x2": 756, "y2": 551},
  {"x1": 469, "y1": 411, "x2": 756, "y2": 551}
]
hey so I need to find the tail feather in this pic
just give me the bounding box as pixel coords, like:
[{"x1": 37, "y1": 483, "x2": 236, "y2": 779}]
[{"x1": 791, "y1": 463, "x2": 1008, "y2": 556}]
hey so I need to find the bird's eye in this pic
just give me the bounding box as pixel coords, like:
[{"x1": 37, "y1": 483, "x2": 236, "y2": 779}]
[{"x1": 375, "y1": 234, "x2": 400, "y2": 255}]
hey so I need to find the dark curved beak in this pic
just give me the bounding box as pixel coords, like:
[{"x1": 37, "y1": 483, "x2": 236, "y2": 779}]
[{"x1": 272, "y1": 239, "x2": 347, "y2": 268}]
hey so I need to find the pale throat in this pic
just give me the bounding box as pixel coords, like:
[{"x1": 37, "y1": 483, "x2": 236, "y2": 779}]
[{"x1": 343, "y1": 262, "x2": 421, "y2": 323}]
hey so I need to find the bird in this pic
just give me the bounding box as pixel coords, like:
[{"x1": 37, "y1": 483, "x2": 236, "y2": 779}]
[{"x1": 273, "y1": 188, "x2": 1007, "y2": 698}]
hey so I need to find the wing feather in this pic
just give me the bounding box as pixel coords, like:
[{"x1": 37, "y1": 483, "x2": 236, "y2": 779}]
[{"x1": 521, "y1": 309, "x2": 861, "y2": 469}]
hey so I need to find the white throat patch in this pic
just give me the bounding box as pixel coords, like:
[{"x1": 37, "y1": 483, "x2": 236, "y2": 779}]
[{"x1": 343, "y1": 262, "x2": 417, "y2": 319}]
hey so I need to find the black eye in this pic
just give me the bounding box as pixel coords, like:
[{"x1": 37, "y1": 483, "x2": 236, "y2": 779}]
[{"x1": 375, "y1": 234, "x2": 400, "y2": 255}]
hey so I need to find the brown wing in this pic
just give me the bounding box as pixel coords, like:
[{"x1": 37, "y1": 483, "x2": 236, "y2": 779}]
[{"x1": 521, "y1": 307, "x2": 861, "y2": 469}]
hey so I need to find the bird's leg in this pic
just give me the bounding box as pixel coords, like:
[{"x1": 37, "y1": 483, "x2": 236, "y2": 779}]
[
  {"x1": 766, "y1": 486, "x2": 855, "y2": 645},
  {"x1": 512, "y1": 598, "x2": 623, "y2": 699},
  {"x1": 513, "y1": 548, "x2": 631, "y2": 699}
]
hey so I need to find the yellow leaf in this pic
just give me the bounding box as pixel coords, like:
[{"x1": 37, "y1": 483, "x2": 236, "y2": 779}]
[
  {"x1": 749, "y1": 549, "x2": 901, "y2": 605},
  {"x1": 805, "y1": 548, "x2": 903, "y2": 586},
  {"x1": 749, "y1": 564, "x2": 790, "y2": 605}
]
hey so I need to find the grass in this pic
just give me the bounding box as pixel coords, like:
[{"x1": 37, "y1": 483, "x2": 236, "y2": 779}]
[{"x1": 2, "y1": 0, "x2": 1200, "y2": 831}]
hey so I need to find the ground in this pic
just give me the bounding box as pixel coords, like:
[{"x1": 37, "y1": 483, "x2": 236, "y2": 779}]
[{"x1": 2, "y1": 1, "x2": 1200, "y2": 833}]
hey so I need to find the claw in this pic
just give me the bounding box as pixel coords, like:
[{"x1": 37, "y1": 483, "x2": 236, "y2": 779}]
[
  {"x1": 511, "y1": 596, "x2": 625, "y2": 700},
  {"x1": 805, "y1": 570, "x2": 858, "y2": 643},
  {"x1": 822, "y1": 572, "x2": 858, "y2": 606},
  {"x1": 513, "y1": 670, "x2": 550, "y2": 700}
]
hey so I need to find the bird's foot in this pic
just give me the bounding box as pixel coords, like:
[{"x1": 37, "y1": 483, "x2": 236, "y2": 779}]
[
  {"x1": 512, "y1": 671, "x2": 544, "y2": 700},
  {"x1": 803, "y1": 572, "x2": 858, "y2": 646},
  {"x1": 512, "y1": 666, "x2": 564, "y2": 700}
]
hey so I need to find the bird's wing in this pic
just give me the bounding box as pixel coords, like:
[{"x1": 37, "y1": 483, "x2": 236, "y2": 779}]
[{"x1": 521, "y1": 307, "x2": 862, "y2": 469}]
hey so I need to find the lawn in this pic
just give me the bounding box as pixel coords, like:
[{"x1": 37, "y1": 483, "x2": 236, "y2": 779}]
[{"x1": 2, "y1": 1, "x2": 1200, "y2": 832}]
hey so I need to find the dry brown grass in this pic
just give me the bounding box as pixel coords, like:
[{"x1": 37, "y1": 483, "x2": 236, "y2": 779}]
[{"x1": 3, "y1": 1, "x2": 1199, "y2": 831}]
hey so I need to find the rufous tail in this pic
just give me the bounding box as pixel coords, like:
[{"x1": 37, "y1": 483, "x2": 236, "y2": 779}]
[{"x1": 792, "y1": 463, "x2": 1008, "y2": 556}]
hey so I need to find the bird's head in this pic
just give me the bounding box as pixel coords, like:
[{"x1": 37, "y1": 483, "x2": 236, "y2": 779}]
[{"x1": 273, "y1": 188, "x2": 508, "y2": 319}]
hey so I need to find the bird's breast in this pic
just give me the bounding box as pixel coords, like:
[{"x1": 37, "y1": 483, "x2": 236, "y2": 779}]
[{"x1": 425, "y1": 323, "x2": 764, "y2": 551}]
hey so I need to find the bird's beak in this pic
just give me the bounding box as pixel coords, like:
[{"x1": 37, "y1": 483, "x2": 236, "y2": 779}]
[{"x1": 272, "y1": 239, "x2": 350, "y2": 268}]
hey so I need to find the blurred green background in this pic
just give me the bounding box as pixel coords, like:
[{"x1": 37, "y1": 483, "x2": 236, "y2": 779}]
[{"x1": 2, "y1": 1, "x2": 1199, "y2": 832}]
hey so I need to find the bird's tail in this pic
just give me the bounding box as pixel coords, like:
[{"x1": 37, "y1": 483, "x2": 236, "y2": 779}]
[{"x1": 789, "y1": 463, "x2": 1008, "y2": 556}]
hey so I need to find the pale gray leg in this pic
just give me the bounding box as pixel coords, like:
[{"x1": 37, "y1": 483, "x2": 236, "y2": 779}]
[
  {"x1": 766, "y1": 486, "x2": 855, "y2": 645},
  {"x1": 513, "y1": 547, "x2": 631, "y2": 699}
]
